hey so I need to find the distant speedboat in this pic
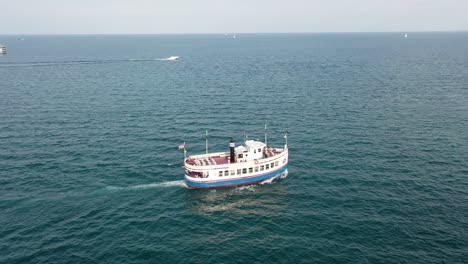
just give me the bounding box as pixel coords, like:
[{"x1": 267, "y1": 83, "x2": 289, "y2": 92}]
[
  {"x1": 0, "y1": 44, "x2": 6, "y2": 54},
  {"x1": 166, "y1": 56, "x2": 179, "y2": 61},
  {"x1": 404, "y1": 33, "x2": 408, "y2": 38},
  {"x1": 157, "y1": 56, "x2": 179, "y2": 61}
]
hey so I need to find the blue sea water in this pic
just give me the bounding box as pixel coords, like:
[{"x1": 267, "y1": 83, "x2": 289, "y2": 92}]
[{"x1": 0, "y1": 33, "x2": 467, "y2": 263}]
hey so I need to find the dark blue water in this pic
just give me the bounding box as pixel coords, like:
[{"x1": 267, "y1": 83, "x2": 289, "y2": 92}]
[{"x1": 1, "y1": 33, "x2": 467, "y2": 263}]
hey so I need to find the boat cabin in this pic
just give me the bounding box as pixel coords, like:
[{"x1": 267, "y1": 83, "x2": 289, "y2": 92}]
[{"x1": 235, "y1": 140, "x2": 265, "y2": 162}]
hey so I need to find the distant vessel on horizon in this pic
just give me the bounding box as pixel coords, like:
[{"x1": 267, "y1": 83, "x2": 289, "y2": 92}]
[
  {"x1": 158, "y1": 56, "x2": 179, "y2": 61},
  {"x1": 0, "y1": 44, "x2": 6, "y2": 54},
  {"x1": 404, "y1": 33, "x2": 408, "y2": 38}
]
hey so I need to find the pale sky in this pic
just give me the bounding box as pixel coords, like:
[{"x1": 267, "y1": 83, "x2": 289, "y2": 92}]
[{"x1": 1, "y1": 0, "x2": 467, "y2": 34}]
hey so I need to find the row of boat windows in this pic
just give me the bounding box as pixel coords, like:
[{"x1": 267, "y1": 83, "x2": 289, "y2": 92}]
[{"x1": 218, "y1": 161, "x2": 279, "y2": 177}]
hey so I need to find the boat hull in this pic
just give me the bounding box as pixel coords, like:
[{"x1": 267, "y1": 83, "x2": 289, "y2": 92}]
[{"x1": 184, "y1": 165, "x2": 288, "y2": 189}]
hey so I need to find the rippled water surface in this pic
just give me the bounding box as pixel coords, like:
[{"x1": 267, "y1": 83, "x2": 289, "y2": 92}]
[{"x1": 1, "y1": 33, "x2": 467, "y2": 263}]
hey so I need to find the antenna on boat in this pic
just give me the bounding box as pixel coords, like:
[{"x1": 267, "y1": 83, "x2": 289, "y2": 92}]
[
  {"x1": 264, "y1": 124, "x2": 268, "y2": 147},
  {"x1": 205, "y1": 130, "x2": 208, "y2": 154}
]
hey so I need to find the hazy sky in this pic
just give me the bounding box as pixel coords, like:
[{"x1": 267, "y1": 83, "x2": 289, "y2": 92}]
[{"x1": 1, "y1": 0, "x2": 467, "y2": 34}]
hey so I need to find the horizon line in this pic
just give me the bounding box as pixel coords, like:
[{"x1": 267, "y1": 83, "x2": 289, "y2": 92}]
[{"x1": 1, "y1": 30, "x2": 468, "y2": 36}]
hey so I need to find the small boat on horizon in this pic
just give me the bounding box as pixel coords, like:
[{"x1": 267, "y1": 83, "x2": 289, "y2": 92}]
[
  {"x1": 163, "y1": 56, "x2": 179, "y2": 61},
  {"x1": 0, "y1": 44, "x2": 6, "y2": 55},
  {"x1": 180, "y1": 126, "x2": 289, "y2": 189},
  {"x1": 404, "y1": 33, "x2": 408, "y2": 38},
  {"x1": 157, "y1": 56, "x2": 179, "y2": 61}
]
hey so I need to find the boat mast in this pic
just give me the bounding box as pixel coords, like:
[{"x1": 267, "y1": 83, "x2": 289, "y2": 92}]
[
  {"x1": 264, "y1": 124, "x2": 268, "y2": 147},
  {"x1": 205, "y1": 130, "x2": 208, "y2": 154},
  {"x1": 284, "y1": 130, "x2": 288, "y2": 148}
]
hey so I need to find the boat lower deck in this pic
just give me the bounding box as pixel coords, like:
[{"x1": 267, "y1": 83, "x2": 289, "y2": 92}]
[{"x1": 185, "y1": 165, "x2": 288, "y2": 189}]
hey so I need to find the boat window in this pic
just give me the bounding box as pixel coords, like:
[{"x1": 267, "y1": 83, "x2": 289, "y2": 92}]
[
  {"x1": 258, "y1": 148, "x2": 261, "y2": 153},
  {"x1": 237, "y1": 169, "x2": 241, "y2": 175},
  {"x1": 242, "y1": 168, "x2": 247, "y2": 174},
  {"x1": 271, "y1": 162, "x2": 274, "y2": 168},
  {"x1": 266, "y1": 164, "x2": 270, "y2": 169},
  {"x1": 249, "y1": 167, "x2": 253, "y2": 173},
  {"x1": 254, "y1": 149, "x2": 256, "y2": 153},
  {"x1": 238, "y1": 154, "x2": 243, "y2": 158},
  {"x1": 260, "y1": 165, "x2": 264, "y2": 171},
  {"x1": 219, "y1": 171, "x2": 223, "y2": 177},
  {"x1": 255, "y1": 167, "x2": 259, "y2": 172},
  {"x1": 230, "y1": 170, "x2": 235, "y2": 176},
  {"x1": 275, "y1": 161, "x2": 279, "y2": 166},
  {"x1": 224, "y1": 170, "x2": 229, "y2": 176}
]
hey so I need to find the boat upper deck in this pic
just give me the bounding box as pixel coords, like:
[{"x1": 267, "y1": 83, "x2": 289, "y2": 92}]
[{"x1": 185, "y1": 147, "x2": 282, "y2": 167}]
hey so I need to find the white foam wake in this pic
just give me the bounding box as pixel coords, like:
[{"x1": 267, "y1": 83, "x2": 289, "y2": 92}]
[
  {"x1": 280, "y1": 170, "x2": 289, "y2": 179},
  {"x1": 235, "y1": 185, "x2": 256, "y2": 192},
  {"x1": 259, "y1": 175, "x2": 279, "y2": 185},
  {"x1": 105, "y1": 180, "x2": 187, "y2": 191},
  {"x1": 259, "y1": 170, "x2": 288, "y2": 185}
]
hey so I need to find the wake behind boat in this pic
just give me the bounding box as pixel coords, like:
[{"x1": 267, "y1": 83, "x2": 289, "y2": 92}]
[{"x1": 180, "y1": 126, "x2": 289, "y2": 189}]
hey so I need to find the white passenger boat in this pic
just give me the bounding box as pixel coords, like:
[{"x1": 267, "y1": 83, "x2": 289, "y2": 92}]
[
  {"x1": 0, "y1": 44, "x2": 6, "y2": 54},
  {"x1": 181, "y1": 126, "x2": 288, "y2": 189}
]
